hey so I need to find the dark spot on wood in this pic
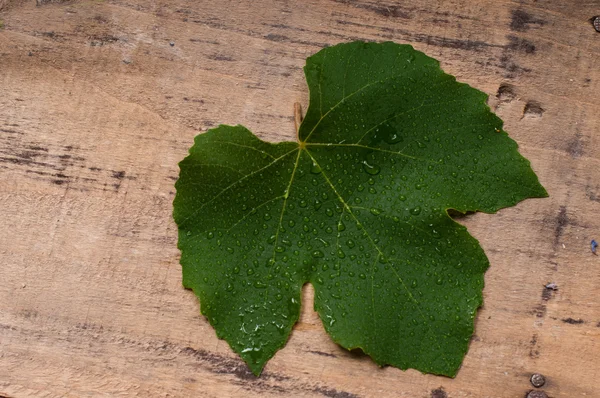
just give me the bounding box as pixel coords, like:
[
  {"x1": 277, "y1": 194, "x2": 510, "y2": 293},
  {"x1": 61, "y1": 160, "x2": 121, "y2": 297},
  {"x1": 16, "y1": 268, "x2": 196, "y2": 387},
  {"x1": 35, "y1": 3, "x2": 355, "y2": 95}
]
[
  {"x1": 263, "y1": 23, "x2": 309, "y2": 35},
  {"x1": 523, "y1": 101, "x2": 544, "y2": 118},
  {"x1": 420, "y1": 36, "x2": 498, "y2": 52},
  {"x1": 89, "y1": 35, "x2": 119, "y2": 46},
  {"x1": 264, "y1": 33, "x2": 289, "y2": 42},
  {"x1": 93, "y1": 14, "x2": 109, "y2": 24},
  {"x1": 562, "y1": 318, "x2": 584, "y2": 324},
  {"x1": 64, "y1": 145, "x2": 74, "y2": 151},
  {"x1": 0, "y1": 156, "x2": 61, "y2": 170},
  {"x1": 541, "y1": 286, "x2": 554, "y2": 301},
  {"x1": 553, "y1": 206, "x2": 568, "y2": 247},
  {"x1": 307, "y1": 350, "x2": 337, "y2": 358},
  {"x1": 566, "y1": 133, "x2": 583, "y2": 159},
  {"x1": 28, "y1": 146, "x2": 48, "y2": 152},
  {"x1": 496, "y1": 83, "x2": 516, "y2": 102},
  {"x1": 529, "y1": 333, "x2": 540, "y2": 358},
  {"x1": 26, "y1": 170, "x2": 52, "y2": 176},
  {"x1": 498, "y1": 55, "x2": 531, "y2": 78},
  {"x1": 362, "y1": 5, "x2": 411, "y2": 19},
  {"x1": 332, "y1": 0, "x2": 411, "y2": 19},
  {"x1": 16, "y1": 151, "x2": 40, "y2": 160},
  {"x1": 112, "y1": 170, "x2": 126, "y2": 179},
  {"x1": 52, "y1": 179, "x2": 66, "y2": 185},
  {"x1": 532, "y1": 304, "x2": 546, "y2": 318},
  {"x1": 189, "y1": 38, "x2": 220, "y2": 45},
  {"x1": 36, "y1": 0, "x2": 73, "y2": 5},
  {"x1": 0, "y1": 323, "x2": 18, "y2": 331},
  {"x1": 208, "y1": 54, "x2": 235, "y2": 62},
  {"x1": 0, "y1": 128, "x2": 23, "y2": 134},
  {"x1": 89, "y1": 166, "x2": 102, "y2": 172},
  {"x1": 431, "y1": 387, "x2": 448, "y2": 398},
  {"x1": 312, "y1": 386, "x2": 358, "y2": 398},
  {"x1": 510, "y1": 10, "x2": 546, "y2": 32},
  {"x1": 506, "y1": 35, "x2": 536, "y2": 54}
]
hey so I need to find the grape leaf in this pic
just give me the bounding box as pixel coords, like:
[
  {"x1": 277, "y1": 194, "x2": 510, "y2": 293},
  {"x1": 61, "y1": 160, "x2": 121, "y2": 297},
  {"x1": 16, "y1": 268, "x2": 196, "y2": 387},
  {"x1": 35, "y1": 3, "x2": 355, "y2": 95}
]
[{"x1": 173, "y1": 41, "x2": 547, "y2": 377}]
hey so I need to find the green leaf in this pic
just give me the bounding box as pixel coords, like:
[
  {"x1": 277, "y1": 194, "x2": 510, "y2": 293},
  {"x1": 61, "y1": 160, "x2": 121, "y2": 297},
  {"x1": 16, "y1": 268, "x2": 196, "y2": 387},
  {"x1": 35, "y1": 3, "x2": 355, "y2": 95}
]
[{"x1": 173, "y1": 41, "x2": 547, "y2": 377}]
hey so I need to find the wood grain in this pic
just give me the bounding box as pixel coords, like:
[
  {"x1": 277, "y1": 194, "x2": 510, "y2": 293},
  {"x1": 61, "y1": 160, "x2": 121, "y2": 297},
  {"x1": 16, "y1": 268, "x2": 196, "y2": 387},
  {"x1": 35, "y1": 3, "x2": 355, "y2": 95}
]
[{"x1": 1, "y1": 1, "x2": 599, "y2": 397}]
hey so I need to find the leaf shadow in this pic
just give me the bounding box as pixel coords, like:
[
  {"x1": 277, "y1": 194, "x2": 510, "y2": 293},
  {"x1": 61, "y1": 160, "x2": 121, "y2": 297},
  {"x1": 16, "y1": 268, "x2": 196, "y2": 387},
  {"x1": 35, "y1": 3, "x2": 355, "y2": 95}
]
[
  {"x1": 347, "y1": 347, "x2": 369, "y2": 359},
  {"x1": 447, "y1": 209, "x2": 476, "y2": 220}
]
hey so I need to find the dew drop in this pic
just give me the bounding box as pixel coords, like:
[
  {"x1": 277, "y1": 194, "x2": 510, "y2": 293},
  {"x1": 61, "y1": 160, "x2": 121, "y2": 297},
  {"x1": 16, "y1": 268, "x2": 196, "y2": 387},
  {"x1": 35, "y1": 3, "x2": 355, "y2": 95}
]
[
  {"x1": 314, "y1": 200, "x2": 322, "y2": 210},
  {"x1": 370, "y1": 208, "x2": 382, "y2": 216},
  {"x1": 310, "y1": 162, "x2": 322, "y2": 174},
  {"x1": 362, "y1": 161, "x2": 380, "y2": 175},
  {"x1": 385, "y1": 132, "x2": 403, "y2": 144}
]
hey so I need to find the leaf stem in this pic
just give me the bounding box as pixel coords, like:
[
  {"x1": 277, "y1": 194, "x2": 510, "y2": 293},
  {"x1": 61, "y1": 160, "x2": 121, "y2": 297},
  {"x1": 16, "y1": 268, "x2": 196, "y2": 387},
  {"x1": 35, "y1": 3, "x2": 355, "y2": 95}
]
[{"x1": 294, "y1": 102, "x2": 303, "y2": 141}]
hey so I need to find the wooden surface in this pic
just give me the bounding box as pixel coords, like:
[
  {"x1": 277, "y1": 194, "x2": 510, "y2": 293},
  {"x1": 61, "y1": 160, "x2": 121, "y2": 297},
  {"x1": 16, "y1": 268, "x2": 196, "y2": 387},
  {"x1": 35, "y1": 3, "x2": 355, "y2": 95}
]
[{"x1": 1, "y1": 1, "x2": 599, "y2": 397}]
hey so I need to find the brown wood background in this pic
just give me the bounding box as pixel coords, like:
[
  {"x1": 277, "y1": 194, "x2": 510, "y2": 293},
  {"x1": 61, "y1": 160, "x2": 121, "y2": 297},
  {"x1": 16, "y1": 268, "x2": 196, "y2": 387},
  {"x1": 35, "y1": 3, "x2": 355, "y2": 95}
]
[{"x1": 1, "y1": 1, "x2": 599, "y2": 397}]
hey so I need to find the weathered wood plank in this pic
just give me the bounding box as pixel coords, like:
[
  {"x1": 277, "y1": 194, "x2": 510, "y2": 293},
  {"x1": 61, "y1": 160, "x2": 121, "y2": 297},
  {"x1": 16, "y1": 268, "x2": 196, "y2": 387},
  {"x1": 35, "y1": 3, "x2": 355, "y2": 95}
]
[{"x1": 1, "y1": 1, "x2": 599, "y2": 397}]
